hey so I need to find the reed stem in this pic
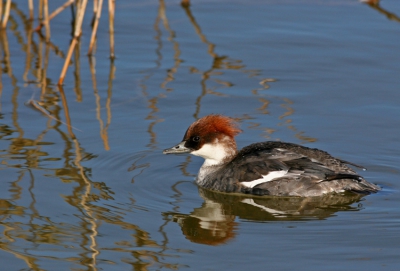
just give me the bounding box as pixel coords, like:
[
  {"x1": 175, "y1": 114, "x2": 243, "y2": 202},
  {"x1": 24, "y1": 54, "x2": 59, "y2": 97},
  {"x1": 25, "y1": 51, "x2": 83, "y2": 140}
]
[
  {"x1": 28, "y1": 0, "x2": 34, "y2": 20},
  {"x1": 58, "y1": 0, "x2": 88, "y2": 85},
  {"x1": 35, "y1": 0, "x2": 75, "y2": 31},
  {"x1": 1, "y1": 0, "x2": 11, "y2": 29},
  {"x1": 43, "y1": 0, "x2": 51, "y2": 42},
  {"x1": 108, "y1": 0, "x2": 115, "y2": 59},
  {"x1": 88, "y1": 0, "x2": 104, "y2": 55}
]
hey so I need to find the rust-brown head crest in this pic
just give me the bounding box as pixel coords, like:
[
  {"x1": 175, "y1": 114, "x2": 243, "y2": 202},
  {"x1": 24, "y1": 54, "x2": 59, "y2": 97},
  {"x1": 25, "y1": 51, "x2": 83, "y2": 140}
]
[{"x1": 184, "y1": 114, "x2": 242, "y2": 140}]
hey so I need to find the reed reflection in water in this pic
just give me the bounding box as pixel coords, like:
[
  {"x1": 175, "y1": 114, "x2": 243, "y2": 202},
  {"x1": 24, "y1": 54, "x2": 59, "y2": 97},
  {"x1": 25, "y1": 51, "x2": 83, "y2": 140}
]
[{"x1": 0, "y1": 0, "x2": 398, "y2": 270}]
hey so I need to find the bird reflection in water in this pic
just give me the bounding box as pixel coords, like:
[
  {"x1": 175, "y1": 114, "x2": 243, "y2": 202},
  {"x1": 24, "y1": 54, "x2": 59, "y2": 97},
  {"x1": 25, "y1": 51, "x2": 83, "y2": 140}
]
[{"x1": 164, "y1": 188, "x2": 364, "y2": 245}]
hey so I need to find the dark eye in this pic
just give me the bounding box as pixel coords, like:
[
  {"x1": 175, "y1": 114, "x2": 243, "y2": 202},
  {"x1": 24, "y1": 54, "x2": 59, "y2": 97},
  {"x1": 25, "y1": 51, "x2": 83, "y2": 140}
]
[{"x1": 192, "y1": 136, "x2": 200, "y2": 142}]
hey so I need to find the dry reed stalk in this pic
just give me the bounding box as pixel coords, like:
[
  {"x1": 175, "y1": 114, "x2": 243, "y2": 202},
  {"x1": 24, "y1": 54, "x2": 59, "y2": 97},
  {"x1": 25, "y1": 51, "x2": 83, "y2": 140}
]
[
  {"x1": 58, "y1": 38, "x2": 77, "y2": 85},
  {"x1": 49, "y1": 0, "x2": 74, "y2": 20},
  {"x1": 1, "y1": 0, "x2": 11, "y2": 29},
  {"x1": 88, "y1": 0, "x2": 104, "y2": 55},
  {"x1": 38, "y1": 0, "x2": 43, "y2": 20},
  {"x1": 58, "y1": 0, "x2": 88, "y2": 85},
  {"x1": 108, "y1": 0, "x2": 115, "y2": 58},
  {"x1": 35, "y1": 0, "x2": 74, "y2": 31},
  {"x1": 0, "y1": 1, "x2": 3, "y2": 23},
  {"x1": 43, "y1": 0, "x2": 51, "y2": 42},
  {"x1": 93, "y1": 0, "x2": 99, "y2": 19},
  {"x1": 94, "y1": 0, "x2": 99, "y2": 11},
  {"x1": 74, "y1": 0, "x2": 88, "y2": 37},
  {"x1": 28, "y1": 0, "x2": 34, "y2": 20}
]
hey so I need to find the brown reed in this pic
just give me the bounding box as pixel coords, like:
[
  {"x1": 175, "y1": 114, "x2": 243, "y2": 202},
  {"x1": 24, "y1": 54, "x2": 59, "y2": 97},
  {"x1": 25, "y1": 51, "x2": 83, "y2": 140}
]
[
  {"x1": 35, "y1": 0, "x2": 74, "y2": 31},
  {"x1": 58, "y1": 0, "x2": 88, "y2": 85},
  {"x1": 88, "y1": 0, "x2": 104, "y2": 55},
  {"x1": 0, "y1": 0, "x2": 12, "y2": 29},
  {"x1": 0, "y1": 0, "x2": 115, "y2": 85}
]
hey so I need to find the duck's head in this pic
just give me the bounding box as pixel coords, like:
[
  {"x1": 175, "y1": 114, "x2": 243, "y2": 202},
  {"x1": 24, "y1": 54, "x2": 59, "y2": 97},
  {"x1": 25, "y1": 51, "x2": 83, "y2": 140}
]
[{"x1": 163, "y1": 114, "x2": 242, "y2": 165}]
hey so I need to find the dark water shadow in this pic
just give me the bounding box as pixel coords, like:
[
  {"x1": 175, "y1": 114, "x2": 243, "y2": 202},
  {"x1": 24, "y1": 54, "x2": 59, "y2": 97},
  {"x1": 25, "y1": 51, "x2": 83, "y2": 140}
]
[{"x1": 163, "y1": 187, "x2": 365, "y2": 245}]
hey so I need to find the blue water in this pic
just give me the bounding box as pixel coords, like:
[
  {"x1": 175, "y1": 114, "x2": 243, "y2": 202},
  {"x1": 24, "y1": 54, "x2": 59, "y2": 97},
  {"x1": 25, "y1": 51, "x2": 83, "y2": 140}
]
[{"x1": 0, "y1": 0, "x2": 399, "y2": 270}]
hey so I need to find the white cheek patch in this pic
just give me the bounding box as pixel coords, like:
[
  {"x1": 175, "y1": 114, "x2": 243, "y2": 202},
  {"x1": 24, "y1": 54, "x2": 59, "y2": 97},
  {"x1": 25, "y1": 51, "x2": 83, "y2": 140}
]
[
  {"x1": 192, "y1": 143, "x2": 230, "y2": 166},
  {"x1": 241, "y1": 170, "x2": 288, "y2": 188},
  {"x1": 191, "y1": 143, "x2": 218, "y2": 159}
]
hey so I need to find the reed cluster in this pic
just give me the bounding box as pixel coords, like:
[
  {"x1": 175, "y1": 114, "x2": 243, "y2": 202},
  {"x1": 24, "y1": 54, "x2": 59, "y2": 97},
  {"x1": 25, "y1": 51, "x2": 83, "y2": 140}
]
[{"x1": 0, "y1": 0, "x2": 115, "y2": 85}]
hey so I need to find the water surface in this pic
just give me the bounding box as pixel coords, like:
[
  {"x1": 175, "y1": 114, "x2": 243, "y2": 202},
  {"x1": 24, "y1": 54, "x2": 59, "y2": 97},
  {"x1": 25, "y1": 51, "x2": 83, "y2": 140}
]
[{"x1": 0, "y1": 0, "x2": 399, "y2": 270}]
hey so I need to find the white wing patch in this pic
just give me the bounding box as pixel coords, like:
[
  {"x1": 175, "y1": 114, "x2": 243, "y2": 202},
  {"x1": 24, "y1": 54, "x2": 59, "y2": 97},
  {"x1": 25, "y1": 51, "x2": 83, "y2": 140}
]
[{"x1": 241, "y1": 170, "x2": 288, "y2": 188}]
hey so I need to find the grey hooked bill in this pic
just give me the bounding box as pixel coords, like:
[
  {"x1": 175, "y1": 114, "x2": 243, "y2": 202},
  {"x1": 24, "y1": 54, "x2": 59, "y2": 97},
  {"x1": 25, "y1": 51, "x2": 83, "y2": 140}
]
[{"x1": 163, "y1": 141, "x2": 192, "y2": 154}]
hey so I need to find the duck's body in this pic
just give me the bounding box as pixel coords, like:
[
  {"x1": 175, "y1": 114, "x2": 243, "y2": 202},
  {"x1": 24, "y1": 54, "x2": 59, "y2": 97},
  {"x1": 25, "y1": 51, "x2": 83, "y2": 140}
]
[{"x1": 163, "y1": 115, "x2": 380, "y2": 197}]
